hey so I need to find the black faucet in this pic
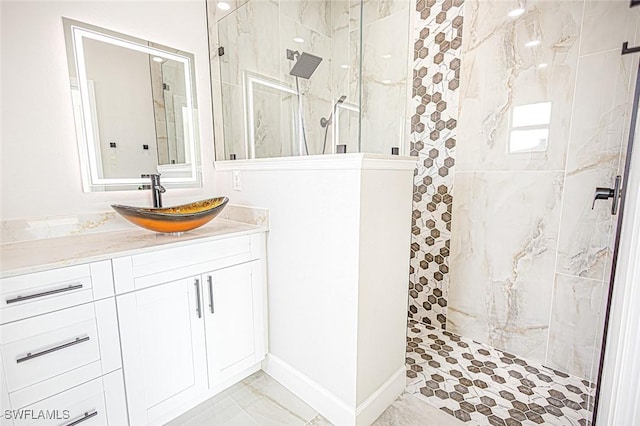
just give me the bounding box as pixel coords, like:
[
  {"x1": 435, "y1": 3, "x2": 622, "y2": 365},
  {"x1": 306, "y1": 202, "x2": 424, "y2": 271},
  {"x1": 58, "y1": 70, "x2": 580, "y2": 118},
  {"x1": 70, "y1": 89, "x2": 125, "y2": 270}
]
[{"x1": 141, "y1": 174, "x2": 166, "y2": 208}]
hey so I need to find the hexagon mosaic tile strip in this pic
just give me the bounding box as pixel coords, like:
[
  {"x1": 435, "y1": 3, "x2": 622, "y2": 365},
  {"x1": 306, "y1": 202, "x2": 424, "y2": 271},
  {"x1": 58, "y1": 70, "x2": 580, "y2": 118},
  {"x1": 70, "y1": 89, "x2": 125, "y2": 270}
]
[
  {"x1": 409, "y1": 0, "x2": 464, "y2": 329},
  {"x1": 406, "y1": 321, "x2": 595, "y2": 426}
]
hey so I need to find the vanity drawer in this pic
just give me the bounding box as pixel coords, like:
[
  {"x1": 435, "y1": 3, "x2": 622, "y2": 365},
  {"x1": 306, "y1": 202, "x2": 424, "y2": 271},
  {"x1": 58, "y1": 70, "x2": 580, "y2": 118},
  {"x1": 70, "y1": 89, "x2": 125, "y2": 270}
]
[
  {"x1": 1, "y1": 304, "x2": 101, "y2": 393},
  {"x1": 13, "y1": 376, "x2": 108, "y2": 426},
  {"x1": 0, "y1": 262, "x2": 113, "y2": 324},
  {"x1": 130, "y1": 235, "x2": 253, "y2": 276},
  {"x1": 113, "y1": 234, "x2": 263, "y2": 293}
]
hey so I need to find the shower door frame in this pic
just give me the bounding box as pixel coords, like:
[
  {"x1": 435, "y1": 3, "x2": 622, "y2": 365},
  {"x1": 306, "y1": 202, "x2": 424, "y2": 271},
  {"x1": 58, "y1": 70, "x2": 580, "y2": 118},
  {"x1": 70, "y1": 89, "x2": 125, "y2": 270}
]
[{"x1": 594, "y1": 60, "x2": 640, "y2": 425}]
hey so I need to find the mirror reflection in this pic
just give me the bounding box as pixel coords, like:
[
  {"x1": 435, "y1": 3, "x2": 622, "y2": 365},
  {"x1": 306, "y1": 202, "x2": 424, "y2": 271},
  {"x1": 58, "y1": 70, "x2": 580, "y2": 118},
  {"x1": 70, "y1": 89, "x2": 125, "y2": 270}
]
[{"x1": 63, "y1": 18, "x2": 200, "y2": 191}]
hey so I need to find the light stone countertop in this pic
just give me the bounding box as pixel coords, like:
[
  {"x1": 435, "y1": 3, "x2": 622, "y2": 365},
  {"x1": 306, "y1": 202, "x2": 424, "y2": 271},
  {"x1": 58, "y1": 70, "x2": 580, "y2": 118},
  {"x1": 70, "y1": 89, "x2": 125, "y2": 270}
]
[{"x1": 0, "y1": 219, "x2": 267, "y2": 279}]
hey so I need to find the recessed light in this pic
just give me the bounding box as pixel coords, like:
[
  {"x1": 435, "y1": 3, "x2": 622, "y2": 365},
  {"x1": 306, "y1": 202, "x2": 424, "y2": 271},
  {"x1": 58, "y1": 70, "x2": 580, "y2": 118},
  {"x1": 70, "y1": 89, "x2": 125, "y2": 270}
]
[
  {"x1": 293, "y1": 37, "x2": 304, "y2": 43},
  {"x1": 217, "y1": 1, "x2": 231, "y2": 11},
  {"x1": 525, "y1": 40, "x2": 541, "y2": 48},
  {"x1": 152, "y1": 56, "x2": 164, "y2": 63},
  {"x1": 537, "y1": 63, "x2": 548, "y2": 69},
  {"x1": 382, "y1": 54, "x2": 392, "y2": 59},
  {"x1": 340, "y1": 64, "x2": 349, "y2": 69},
  {"x1": 382, "y1": 79, "x2": 391, "y2": 84},
  {"x1": 508, "y1": 8, "x2": 525, "y2": 17}
]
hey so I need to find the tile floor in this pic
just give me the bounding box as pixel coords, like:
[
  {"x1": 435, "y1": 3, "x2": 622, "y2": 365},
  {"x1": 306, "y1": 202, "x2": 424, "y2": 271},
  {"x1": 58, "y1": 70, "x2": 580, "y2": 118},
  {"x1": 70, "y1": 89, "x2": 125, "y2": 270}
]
[
  {"x1": 167, "y1": 369, "x2": 464, "y2": 425},
  {"x1": 168, "y1": 322, "x2": 595, "y2": 426},
  {"x1": 406, "y1": 321, "x2": 595, "y2": 426},
  {"x1": 166, "y1": 371, "x2": 319, "y2": 426}
]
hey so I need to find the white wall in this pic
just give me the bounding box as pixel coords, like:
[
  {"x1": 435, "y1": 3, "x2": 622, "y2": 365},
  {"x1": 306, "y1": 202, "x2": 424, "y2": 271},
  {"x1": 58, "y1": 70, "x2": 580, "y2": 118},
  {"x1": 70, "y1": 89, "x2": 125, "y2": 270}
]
[
  {"x1": 356, "y1": 168, "x2": 413, "y2": 405},
  {"x1": 216, "y1": 164, "x2": 362, "y2": 405},
  {"x1": 0, "y1": 1, "x2": 215, "y2": 219}
]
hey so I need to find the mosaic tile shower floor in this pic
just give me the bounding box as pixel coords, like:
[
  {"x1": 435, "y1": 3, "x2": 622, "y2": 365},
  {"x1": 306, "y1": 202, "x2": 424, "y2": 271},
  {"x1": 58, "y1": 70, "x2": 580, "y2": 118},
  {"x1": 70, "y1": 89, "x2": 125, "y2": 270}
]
[{"x1": 406, "y1": 322, "x2": 595, "y2": 426}]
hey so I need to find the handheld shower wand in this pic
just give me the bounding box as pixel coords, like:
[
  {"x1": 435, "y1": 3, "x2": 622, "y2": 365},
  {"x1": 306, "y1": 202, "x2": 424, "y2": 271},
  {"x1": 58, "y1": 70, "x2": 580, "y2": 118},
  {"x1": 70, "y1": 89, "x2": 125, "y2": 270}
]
[
  {"x1": 321, "y1": 95, "x2": 347, "y2": 154},
  {"x1": 320, "y1": 95, "x2": 347, "y2": 128}
]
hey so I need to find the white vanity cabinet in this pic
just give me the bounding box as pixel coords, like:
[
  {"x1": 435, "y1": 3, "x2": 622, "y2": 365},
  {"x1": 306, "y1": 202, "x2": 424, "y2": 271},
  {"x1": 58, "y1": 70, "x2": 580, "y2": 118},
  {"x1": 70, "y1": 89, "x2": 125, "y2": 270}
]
[
  {"x1": 113, "y1": 233, "x2": 267, "y2": 425},
  {"x1": 0, "y1": 261, "x2": 127, "y2": 426},
  {"x1": 0, "y1": 221, "x2": 268, "y2": 426}
]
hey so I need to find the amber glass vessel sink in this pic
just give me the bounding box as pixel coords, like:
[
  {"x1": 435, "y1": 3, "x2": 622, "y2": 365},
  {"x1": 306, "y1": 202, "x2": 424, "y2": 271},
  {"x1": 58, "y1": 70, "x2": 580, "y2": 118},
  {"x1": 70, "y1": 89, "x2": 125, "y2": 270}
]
[{"x1": 111, "y1": 197, "x2": 229, "y2": 234}]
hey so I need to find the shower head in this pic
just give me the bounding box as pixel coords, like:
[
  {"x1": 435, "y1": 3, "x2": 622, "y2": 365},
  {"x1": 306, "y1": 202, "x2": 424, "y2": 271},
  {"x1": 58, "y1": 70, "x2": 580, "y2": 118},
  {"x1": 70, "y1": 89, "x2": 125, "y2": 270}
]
[
  {"x1": 336, "y1": 95, "x2": 347, "y2": 105},
  {"x1": 288, "y1": 51, "x2": 323, "y2": 79}
]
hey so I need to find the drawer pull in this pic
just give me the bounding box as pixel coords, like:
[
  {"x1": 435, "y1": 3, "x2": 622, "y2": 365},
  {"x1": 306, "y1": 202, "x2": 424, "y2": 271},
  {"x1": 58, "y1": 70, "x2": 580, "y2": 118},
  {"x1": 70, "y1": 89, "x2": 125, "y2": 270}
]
[
  {"x1": 6, "y1": 284, "x2": 84, "y2": 304},
  {"x1": 16, "y1": 336, "x2": 90, "y2": 364},
  {"x1": 65, "y1": 410, "x2": 98, "y2": 426}
]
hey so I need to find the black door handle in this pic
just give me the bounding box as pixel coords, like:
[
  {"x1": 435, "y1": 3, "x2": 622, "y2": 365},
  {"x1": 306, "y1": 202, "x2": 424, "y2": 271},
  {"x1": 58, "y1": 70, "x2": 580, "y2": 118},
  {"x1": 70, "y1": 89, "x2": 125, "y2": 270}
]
[{"x1": 592, "y1": 175, "x2": 622, "y2": 215}]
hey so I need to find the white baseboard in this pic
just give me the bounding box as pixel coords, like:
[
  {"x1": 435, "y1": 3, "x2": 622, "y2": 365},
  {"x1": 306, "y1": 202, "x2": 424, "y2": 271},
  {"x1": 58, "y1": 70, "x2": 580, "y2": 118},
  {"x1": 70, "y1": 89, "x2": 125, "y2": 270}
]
[
  {"x1": 355, "y1": 366, "x2": 405, "y2": 426},
  {"x1": 263, "y1": 354, "x2": 354, "y2": 424},
  {"x1": 263, "y1": 354, "x2": 404, "y2": 425}
]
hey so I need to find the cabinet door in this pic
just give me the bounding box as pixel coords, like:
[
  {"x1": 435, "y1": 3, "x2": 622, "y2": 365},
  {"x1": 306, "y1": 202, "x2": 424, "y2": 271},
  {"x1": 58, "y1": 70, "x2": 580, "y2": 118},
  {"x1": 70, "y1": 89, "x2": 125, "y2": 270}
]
[
  {"x1": 204, "y1": 261, "x2": 263, "y2": 385},
  {"x1": 117, "y1": 277, "x2": 207, "y2": 425}
]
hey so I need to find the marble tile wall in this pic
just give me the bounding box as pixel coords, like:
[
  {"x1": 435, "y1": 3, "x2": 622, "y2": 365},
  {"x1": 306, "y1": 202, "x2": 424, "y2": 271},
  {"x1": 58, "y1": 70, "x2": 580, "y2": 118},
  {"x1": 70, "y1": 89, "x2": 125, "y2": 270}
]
[
  {"x1": 449, "y1": 172, "x2": 564, "y2": 363},
  {"x1": 208, "y1": 0, "x2": 361, "y2": 159},
  {"x1": 330, "y1": 0, "x2": 361, "y2": 153},
  {"x1": 212, "y1": 0, "x2": 281, "y2": 159},
  {"x1": 544, "y1": 1, "x2": 639, "y2": 380},
  {"x1": 358, "y1": 0, "x2": 412, "y2": 155},
  {"x1": 445, "y1": 0, "x2": 640, "y2": 382}
]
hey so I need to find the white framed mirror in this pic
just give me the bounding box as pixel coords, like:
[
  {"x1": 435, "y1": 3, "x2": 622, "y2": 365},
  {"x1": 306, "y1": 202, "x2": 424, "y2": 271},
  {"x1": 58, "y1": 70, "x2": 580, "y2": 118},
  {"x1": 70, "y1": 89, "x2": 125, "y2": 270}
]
[{"x1": 63, "y1": 18, "x2": 201, "y2": 191}]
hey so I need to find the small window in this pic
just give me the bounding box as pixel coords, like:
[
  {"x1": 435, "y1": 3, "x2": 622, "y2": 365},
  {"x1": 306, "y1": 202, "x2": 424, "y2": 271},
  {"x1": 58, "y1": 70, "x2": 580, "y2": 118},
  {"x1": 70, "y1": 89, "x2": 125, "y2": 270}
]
[{"x1": 508, "y1": 102, "x2": 552, "y2": 154}]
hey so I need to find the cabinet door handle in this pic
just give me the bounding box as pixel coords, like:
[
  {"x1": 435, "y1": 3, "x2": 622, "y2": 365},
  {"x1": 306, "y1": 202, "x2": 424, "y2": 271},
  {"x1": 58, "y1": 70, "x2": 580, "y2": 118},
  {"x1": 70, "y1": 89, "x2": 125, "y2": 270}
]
[
  {"x1": 208, "y1": 275, "x2": 214, "y2": 314},
  {"x1": 16, "y1": 336, "x2": 90, "y2": 364},
  {"x1": 65, "y1": 410, "x2": 98, "y2": 426},
  {"x1": 6, "y1": 284, "x2": 83, "y2": 304},
  {"x1": 195, "y1": 279, "x2": 202, "y2": 319}
]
